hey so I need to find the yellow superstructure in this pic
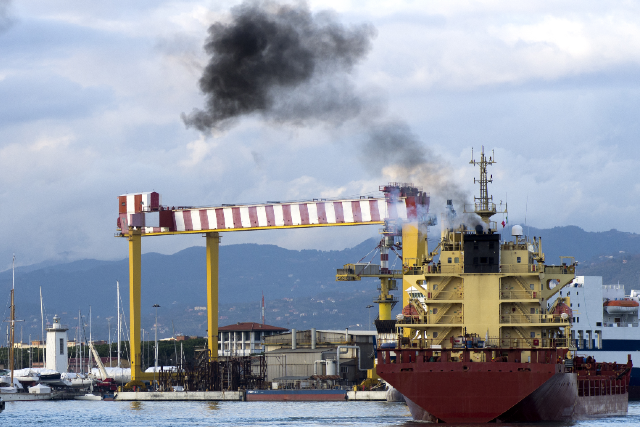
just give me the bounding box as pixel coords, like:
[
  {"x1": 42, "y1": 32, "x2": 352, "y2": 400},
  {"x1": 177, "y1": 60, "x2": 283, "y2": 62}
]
[{"x1": 398, "y1": 147, "x2": 575, "y2": 351}]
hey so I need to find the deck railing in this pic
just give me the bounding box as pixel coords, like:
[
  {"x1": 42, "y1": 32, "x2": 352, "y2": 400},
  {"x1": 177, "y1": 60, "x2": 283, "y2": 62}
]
[{"x1": 389, "y1": 336, "x2": 572, "y2": 350}]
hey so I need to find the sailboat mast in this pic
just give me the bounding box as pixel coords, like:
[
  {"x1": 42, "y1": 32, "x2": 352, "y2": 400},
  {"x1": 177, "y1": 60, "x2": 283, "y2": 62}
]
[
  {"x1": 78, "y1": 309, "x2": 82, "y2": 375},
  {"x1": 40, "y1": 286, "x2": 45, "y2": 368},
  {"x1": 10, "y1": 255, "x2": 15, "y2": 385},
  {"x1": 117, "y1": 281, "x2": 121, "y2": 368},
  {"x1": 89, "y1": 305, "x2": 92, "y2": 375}
]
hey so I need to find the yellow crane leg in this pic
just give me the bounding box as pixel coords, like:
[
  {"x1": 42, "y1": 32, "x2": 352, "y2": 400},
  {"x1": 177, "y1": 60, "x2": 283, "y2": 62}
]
[
  {"x1": 379, "y1": 301, "x2": 392, "y2": 321},
  {"x1": 206, "y1": 232, "x2": 219, "y2": 360},
  {"x1": 128, "y1": 228, "x2": 142, "y2": 382},
  {"x1": 378, "y1": 278, "x2": 392, "y2": 321}
]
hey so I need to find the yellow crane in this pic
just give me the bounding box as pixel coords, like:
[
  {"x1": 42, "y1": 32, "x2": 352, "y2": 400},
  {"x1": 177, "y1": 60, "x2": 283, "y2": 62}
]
[{"x1": 115, "y1": 187, "x2": 427, "y2": 385}]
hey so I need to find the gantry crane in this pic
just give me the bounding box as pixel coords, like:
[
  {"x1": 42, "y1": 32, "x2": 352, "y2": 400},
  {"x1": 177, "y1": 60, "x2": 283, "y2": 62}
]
[
  {"x1": 115, "y1": 185, "x2": 429, "y2": 384},
  {"x1": 336, "y1": 183, "x2": 435, "y2": 321}
]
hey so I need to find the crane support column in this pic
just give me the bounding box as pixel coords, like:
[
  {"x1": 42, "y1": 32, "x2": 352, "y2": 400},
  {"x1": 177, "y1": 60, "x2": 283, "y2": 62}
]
[
  {"x1": 206, "y1": 232, "x2": 219, "y2": 360},
  {"x1": 378, "y1": 279, "x2": 392, "y2": 320},
  {"x1": 128, "y1": 228, "x2": 142, "y2": 381}
]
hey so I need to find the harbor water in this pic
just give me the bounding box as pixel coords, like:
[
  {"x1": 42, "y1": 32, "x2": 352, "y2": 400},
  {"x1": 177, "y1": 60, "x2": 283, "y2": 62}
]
[{"x1": 1, "y1": 400, "x2": 639, "y2": 426}]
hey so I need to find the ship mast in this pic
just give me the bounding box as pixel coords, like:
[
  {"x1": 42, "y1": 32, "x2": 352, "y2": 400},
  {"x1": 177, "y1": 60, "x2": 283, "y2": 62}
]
[{"x1": 467, "y1": 146, "x2": 506, "y2": 231}]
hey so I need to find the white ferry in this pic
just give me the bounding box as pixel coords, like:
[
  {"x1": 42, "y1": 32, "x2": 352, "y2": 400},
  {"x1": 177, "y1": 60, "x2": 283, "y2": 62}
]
[{"x1": 557, "y1": 276, "x2": 640, "y2": 399}]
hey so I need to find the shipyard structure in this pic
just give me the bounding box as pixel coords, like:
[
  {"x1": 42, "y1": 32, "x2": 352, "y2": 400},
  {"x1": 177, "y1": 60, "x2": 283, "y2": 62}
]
[{"x1": 112, "y1": 148, "x2": 631, "y2": 419}]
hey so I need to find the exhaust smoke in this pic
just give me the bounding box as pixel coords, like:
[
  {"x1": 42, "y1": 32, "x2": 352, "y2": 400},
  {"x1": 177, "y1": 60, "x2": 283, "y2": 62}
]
[
  {"x1": 182, "y1": 1, "x2": 375, "y2": 130},
  {"x1": 185, "y1": 1, "x2": 477, "y2": 221}
]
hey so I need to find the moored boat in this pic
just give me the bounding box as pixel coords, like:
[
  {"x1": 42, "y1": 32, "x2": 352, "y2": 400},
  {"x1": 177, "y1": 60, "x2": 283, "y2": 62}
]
[
  {"x1": 556, "y1": 279, "x2": 640, "y2": 399},
  {"x1": 374, "y1": 148, "x2": 632, "y2": 423}
]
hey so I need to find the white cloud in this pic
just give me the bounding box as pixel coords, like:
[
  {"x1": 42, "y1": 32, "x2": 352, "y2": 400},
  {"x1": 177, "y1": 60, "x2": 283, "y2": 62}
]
[{"x1": 3, "y1": 0, "x2": 640, "y2": 270}]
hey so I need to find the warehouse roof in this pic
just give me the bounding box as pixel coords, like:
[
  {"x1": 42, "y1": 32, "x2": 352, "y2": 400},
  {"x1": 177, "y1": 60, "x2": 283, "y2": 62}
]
[{"x1": 219, "y1": 322, "x2": 288, "y2": 332}]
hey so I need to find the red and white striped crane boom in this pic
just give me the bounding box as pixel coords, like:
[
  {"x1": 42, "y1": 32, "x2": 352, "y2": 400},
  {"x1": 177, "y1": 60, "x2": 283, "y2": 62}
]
[{"x1": 115, "y1": 184, "x2": 429, "y2": 387}]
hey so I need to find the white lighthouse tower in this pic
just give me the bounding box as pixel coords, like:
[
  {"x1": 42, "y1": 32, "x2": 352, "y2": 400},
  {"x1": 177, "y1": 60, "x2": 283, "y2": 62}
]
[{"x1": 46, "y1": 314, "x2": 68, "y2": 373}]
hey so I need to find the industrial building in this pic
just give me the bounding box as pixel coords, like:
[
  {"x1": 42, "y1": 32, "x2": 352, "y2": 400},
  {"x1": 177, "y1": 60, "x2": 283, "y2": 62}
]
[
  {"x1": 263, "y1": 329, "x2": 376, "y2": 387},
  {"x1": 218, "y1": 322, "x2": 288, "y2": 356}
]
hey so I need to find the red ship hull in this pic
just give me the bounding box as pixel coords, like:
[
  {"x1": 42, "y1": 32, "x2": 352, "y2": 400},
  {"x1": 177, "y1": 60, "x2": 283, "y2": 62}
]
[{"x1": 377, "y1": 348, "x2": 631, "y2": 423}]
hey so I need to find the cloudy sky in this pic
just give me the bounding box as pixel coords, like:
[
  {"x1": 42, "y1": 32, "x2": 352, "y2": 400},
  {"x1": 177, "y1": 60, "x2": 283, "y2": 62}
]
[{"x1": 2, "y1": 0, "x2": 640, "y2": 270}]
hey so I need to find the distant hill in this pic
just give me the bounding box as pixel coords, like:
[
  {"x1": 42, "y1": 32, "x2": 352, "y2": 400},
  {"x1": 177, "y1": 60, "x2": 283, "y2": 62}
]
[
  {"x1": 499, "y1": 225, "x2": 640, "y2": 264},
  {"x1": 4, "y1": 224, "x2": 640, "y2": 341},
  {"x1": 0, "y1": 239, "x2": 384, "y2": 341},
  {"x1": 577, "y1": 253, "x2": 640, "y2": 291}
]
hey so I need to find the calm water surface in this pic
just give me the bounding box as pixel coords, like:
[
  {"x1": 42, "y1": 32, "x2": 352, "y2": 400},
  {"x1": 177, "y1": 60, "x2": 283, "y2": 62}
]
[{"x1": 1, "y1": 400, "x2": 639, "y2": 426}]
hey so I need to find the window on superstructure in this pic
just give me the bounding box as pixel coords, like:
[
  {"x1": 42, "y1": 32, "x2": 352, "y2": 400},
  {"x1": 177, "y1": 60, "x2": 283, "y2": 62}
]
[
  {"x1": 433, "y1": 308, "x2": 438, "y2": 315},
  {"x1": 433, "y1": 332, "x2": 438, "y2": 338},
  {"x1": 530, "y1": 284, "x2": 534, "y2": 290},
  {"x1": 480, "y1": 257, "x2": 488, "y2": 264},
  {"x1": 454, "y1": 257, "x2": 459, "y2": 263},
  {"x1": 447, "y1": 257, "x2": 452, "y2": 263},
  {"x1": 517, "y1": 257, "x2": 521, "y2": 263},
  {"x1": 530, "y1": 332, "x2": 535, "y2": 338},
  {"x1": 530, "y1": 308, "x2": 535, "y2": 314}
]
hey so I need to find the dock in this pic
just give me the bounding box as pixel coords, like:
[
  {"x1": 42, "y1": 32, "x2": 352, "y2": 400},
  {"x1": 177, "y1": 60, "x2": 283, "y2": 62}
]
[
  {"x1": 115, "y1": 391, "x2": 244, "y2": 401},
  {"x1": 113, "y1": 390, "x2": 388, "y2": 401}
]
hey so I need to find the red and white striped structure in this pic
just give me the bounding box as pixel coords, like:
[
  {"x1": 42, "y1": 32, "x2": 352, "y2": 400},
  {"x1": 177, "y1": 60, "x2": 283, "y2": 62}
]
[{"x1": 117, "y1": 186, "x2": 429, "y2": 236}]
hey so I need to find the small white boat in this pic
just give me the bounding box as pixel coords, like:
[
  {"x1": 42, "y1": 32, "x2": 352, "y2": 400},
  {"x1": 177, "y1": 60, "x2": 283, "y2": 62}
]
[
  {"x1": 28, "y1": 383, "x2": 52, "y2": 394},
  {"x1": 75, "y1": 393, "x2": 103, "y2": 401}
]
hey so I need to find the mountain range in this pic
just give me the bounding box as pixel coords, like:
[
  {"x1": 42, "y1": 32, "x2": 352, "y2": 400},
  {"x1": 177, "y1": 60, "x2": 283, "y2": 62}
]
[{"x1": 2, "y1": 224, "x2": 640, "y2": 342}]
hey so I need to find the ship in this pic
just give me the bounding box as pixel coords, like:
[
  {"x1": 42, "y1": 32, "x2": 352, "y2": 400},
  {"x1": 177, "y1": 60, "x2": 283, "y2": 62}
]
[
  {"x1": 553, "y1": 277, "x2": 640, "y2": 399},
  {"x1": 372, "y1": 148, "x2": 632, "y2": 423}
]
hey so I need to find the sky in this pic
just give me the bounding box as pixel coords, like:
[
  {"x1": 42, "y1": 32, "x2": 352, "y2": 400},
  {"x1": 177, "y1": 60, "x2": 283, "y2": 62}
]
[{"x1": 2, "y1": 0, "x2": 640, "y2": 270}]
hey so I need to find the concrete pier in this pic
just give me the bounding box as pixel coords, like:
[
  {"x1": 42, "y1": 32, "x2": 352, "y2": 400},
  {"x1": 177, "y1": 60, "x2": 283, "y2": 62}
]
[
  {"x1": 115, "y1": 391, "x2": 244, "y2": 401},
  {"x1": 114, "y1": 390, "x2": 388, "y2": 402}
]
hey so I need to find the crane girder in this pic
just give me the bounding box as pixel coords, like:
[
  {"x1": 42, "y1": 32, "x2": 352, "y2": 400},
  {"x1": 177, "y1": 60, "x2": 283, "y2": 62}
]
[{"x1": 115, "y1": 184, "x2": 429, "y2": 385}]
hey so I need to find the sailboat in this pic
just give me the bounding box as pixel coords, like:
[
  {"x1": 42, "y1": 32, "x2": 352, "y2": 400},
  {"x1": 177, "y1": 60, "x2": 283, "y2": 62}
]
[
  {"x1": 75, "y1": 306, "x2": 103, "y2": 401},
  {"x1": 1, "y1": 256, "x2": 53, "y2": 401}
]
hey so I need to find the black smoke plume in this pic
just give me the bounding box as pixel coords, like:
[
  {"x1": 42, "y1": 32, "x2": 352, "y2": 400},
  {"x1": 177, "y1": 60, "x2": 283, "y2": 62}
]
[
  {"x1": 182, "y1": 1, "x2": 375, "y2": 130},
  {"x1": 362, "y1": 120, "x2": 470, "y2": 210},
  {"x1": 0, "y1": 0, "x2": 13, "y2": 33},
  {"x1": 185, "y1": 1, "x2": 474, "y2": 217}
]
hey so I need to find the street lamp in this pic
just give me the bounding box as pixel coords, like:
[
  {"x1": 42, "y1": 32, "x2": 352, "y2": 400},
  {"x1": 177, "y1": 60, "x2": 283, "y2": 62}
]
[
  {"x1": 366, "y1": 305, "x2": 374, "y2": 331},
  {"x1": 153, "y1": 304, "x2": 160, "y2": 390}
]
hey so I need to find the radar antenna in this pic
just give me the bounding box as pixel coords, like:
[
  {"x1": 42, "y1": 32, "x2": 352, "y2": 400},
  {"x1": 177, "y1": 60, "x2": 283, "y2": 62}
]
[{"x1": 465, "y1": 146, "x2": 507, "y2": 231}]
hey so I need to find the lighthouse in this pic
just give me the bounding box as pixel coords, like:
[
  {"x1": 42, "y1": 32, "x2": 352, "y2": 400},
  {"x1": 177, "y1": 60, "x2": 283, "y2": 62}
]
[{"x1": 46, "y1": 314, "x2": 68, "y2": 373}]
